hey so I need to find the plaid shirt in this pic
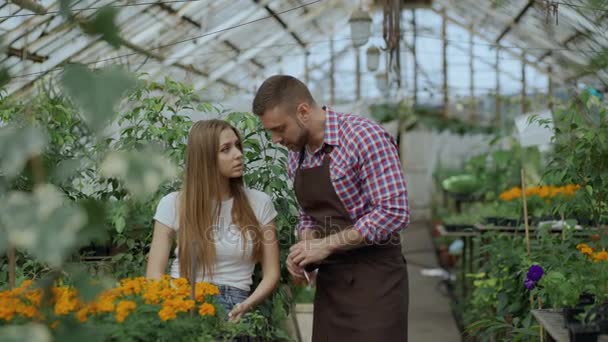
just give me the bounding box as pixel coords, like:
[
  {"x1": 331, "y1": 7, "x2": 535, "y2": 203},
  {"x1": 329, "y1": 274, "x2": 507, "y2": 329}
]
[{"x1": 288, "y1": 108, "x2": 410, "y2": 243}]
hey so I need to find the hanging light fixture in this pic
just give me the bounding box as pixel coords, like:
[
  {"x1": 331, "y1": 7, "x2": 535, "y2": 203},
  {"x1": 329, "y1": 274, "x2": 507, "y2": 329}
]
[
  {"x1": 366, "y1": 46, "x2": 380, "y2": 71},
  {"x1": 376, "y1": 72, "x2": 388, "y2": 94},
  {"x1": 349, "y1": 9, "x2": 372, "y2": 47}
]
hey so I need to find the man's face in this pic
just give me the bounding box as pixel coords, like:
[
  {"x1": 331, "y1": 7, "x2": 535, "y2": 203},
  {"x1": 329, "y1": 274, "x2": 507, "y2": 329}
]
[{"x1": 260, "y1": 104, "x2": 309, "y2": 152}]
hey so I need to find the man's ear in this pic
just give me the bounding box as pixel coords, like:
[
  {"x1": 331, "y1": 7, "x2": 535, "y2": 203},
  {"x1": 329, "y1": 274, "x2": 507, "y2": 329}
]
[{"x1": 295, "y1": 102, "x2": 311, "y2": 123}]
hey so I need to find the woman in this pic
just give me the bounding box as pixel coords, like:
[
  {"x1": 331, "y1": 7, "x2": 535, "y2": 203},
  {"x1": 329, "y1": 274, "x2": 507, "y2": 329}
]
[{"x1": 145, "y1": 119, "x2": 280, "y2": 323}]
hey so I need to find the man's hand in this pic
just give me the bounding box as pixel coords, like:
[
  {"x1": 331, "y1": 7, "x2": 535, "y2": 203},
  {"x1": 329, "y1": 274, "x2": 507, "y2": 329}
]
[
  {"x1": 286, "y1": 253, "x2": 307, "y2": 280},
  {"x1": 289, "y1": 238, "x2": 333, "y2": 268}
]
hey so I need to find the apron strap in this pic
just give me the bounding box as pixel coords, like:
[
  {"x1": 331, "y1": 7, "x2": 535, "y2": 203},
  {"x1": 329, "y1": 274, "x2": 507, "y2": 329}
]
[{"x1": 298, "y1": 144, "x2": 334, "y2": 169}]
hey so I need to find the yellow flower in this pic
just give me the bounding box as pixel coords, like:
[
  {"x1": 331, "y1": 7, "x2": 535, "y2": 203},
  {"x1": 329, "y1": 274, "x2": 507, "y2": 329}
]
[
  {"x1": 115, "y1": 300, "x2": 137, "y2": 323},
  {"x1": 581, "y1": 246, "x2": 594, "y2": 256},
  {"x1": 593, "y1": 251, "x2": 608, "y2": 262},
  {"x1": 120, "y1": 277, "x2": 145, "y2": 296},
  {"x1": 53, "y1": 287, "x2": 79, "y2": 316},
  {"x1": 499, "y1": 187, "x2": 521, "y2": 201},
  {"x1": 75, "y1": 307, "x2": 89, "y2": 322},
  {"x1": 0, "y1": 297, "x2": 18, "y2": 321},
  {"x1": 577, "y1": 243, "x2": 591, "y2": 251},
  {"x1": 158, "y1": 306, "x2": 177, "y2": 321},
  {"x1": 198, "y1": 303, "x2": 215, "y2": 316},
  {"x1": 195, "y1": 282, "x2": 220, "y2": 301}
]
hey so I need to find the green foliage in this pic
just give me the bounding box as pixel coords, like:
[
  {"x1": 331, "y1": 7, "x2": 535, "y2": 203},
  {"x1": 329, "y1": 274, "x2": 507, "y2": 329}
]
[
  {"x1": 79, "y1": 7, "x2": 122, "y2": 49},
  {"x1": 0, "y1": 126, "x2": 48, "y2": 179},
  {"x1": 463, "y1": 234, "x2": 538, "y2": 341},
  {"x1": 462, "y1": 136, "x2": 542, "y2": 200},
  {"x1": 540, "y1": 92, "x2": 608, "y2": 223},
  {"x1": 61, "y1": 64, "x2": 137, "y2": 134},
  {"x1": 409, "y1": 105, "x2": 497, "y2": 135},
  {"x1": 441, "y1": 174, "x2": 482, "y2": 196},
  {"x1": 0, "y1": 74, "x2": 297, "y2": 340}
]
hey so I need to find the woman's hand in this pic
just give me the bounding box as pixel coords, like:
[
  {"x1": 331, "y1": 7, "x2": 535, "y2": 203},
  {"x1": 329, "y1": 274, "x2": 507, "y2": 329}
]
[{"x1": 228, "y1": 301, "x2": 251, "y2": 323}]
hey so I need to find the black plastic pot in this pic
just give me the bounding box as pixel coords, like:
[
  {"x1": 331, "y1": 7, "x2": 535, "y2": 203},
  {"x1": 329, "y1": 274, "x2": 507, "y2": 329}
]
[
  {"x1": 483, "y1": 216, "x2": 520, "y2": 226},
  {"x1": 444, "y1": 224, "x2": 476, "y2": 232},
  {"x1": 567, "y1": 323, "x2": 599, "y2": 342},
  {"x1": 564, "y1": 307, "x2": 585, "y2": 328},
  {"x1": 483, "y1": 216, "x2": 499, "y2": 225}
]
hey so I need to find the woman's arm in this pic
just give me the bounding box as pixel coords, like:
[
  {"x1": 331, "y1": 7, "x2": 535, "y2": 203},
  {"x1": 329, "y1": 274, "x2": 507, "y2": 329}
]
[
  {"x1": 145, "y1": 221, "x2": 175, "y2": 279},
  {"x1": 229, "y1": 219, "x2": 280, "y2": 322}
]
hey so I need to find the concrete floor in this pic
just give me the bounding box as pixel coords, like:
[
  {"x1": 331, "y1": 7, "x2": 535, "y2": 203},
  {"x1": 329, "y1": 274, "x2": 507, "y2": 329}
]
[
  {"x1": 293, "y1": 221, "x2": 462, "y2": 342},
  {"x1": 402, "y1": 222, "x2": 462, "y2": 342}
]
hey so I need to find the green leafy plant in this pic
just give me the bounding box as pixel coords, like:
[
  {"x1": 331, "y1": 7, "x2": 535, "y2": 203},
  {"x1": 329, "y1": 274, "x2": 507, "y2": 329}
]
[{"x1": 535, "y1": 92, "x2": 608, "y2": 224}]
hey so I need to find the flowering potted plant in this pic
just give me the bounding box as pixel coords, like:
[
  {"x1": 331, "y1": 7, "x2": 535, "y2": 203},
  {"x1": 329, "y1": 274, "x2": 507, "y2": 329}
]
[{"x1": 0, "y1": 276, "x2": 235, "y2": 341}]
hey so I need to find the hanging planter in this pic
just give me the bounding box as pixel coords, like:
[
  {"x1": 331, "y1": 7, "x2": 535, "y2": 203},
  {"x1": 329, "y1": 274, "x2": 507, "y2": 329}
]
[{"x1": 366, "y1": 46, "x2": 380, "y2": 71}]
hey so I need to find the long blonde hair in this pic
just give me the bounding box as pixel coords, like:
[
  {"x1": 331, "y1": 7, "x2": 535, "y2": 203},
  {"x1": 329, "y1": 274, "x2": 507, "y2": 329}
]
[{"x1": 177, "y1": 119, "x2": 262, "y2": 281}]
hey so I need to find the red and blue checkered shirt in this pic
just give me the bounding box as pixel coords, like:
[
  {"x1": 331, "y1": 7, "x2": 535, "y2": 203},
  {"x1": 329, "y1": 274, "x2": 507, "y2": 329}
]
[{"x1": 288, "y1": 108, "x2": 410, "y2": 243}]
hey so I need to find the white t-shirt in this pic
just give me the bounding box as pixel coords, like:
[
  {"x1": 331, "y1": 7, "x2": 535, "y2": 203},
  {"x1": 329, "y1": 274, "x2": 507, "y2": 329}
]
[{"x1": 153, "y1": 188, "x2": 278, "y2": 291}]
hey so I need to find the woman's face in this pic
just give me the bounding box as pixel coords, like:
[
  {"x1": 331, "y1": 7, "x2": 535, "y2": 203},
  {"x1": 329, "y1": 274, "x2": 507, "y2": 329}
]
[{"x1": 217, "y1": 128, "x2": 244, "y2": 179}]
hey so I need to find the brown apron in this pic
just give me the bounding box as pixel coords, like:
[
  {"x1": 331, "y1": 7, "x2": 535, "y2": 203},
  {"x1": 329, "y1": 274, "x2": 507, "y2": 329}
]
[{"x1": 294, "y1": 144, "x2": 409, "y2": 342}]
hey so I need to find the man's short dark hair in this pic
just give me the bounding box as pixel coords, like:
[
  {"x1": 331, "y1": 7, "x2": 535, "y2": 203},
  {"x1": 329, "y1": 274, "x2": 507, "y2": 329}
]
[{"x1": 252, "y1": 75, "x2": 315, "y2": 116}]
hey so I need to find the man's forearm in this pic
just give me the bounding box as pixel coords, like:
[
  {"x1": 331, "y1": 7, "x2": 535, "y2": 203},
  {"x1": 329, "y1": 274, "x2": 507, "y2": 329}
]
[
  {"x1": 324, "y1": 227, "x2": 367, "y2": 253},
  {"x1": 300, "y1": 228, "x2": 320, "y2": 241}
]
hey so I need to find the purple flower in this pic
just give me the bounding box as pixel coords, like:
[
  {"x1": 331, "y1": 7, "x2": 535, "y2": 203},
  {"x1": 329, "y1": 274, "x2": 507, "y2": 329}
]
[
  {"x1": 524, "y1": 279, "x2": 536, "y2": 290},
  {"x1": 527, "y1": 265, "x2": 544, "y2": 282}
]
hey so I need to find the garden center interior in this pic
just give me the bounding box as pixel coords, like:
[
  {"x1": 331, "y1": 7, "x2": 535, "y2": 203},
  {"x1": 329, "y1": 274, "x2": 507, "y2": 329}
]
[{"x1": 1, "y1": 0, "x2": 608, "y2": 341}]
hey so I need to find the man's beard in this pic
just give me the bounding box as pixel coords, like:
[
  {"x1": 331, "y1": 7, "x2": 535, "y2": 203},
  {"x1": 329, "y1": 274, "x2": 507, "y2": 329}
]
[{"x1": 293, "y1": 128, "x2": 308, "y2": 151}]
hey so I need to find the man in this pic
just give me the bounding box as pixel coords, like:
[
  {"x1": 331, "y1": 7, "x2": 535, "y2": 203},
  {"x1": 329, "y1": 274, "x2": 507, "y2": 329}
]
[{"x1": 252, "y1": 75, "x2": 410, "y2": 341}]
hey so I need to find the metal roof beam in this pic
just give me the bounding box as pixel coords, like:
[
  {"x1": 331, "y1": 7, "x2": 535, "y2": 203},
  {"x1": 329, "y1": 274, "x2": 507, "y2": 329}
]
[
  {"x1": 197, "y1": 0, "x2": 337, "y2": 89},
  {"x1": 495, "y1": 0, "x2": 534, "y2": 43},
  {"x1": 538, "y1": 11, "x2": 608, "y2": 63},
  {"x1": 154, "y1": 2, "x2": 266, "y2": 70},
  {"x1": 253, "y1": 0, "x2": 307, "y2": 49},
  {"x1": 431, "y1": 4, "x2": 569, "y2": 86},
  {"x1": 6, "y1": 46, "x2": 48, "y2": 63}
]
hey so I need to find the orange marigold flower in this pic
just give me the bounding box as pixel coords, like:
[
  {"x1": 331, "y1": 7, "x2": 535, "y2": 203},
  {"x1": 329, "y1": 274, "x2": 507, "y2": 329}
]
[
  {"x1": 24, "y1": 289, "x2": 42, "y2": 306},
  {"x1": 195, "y1": 282, "x2": 220, "y2": 301},
  {"x1": 115, "y1": 300, "x2": 137, "y2": 323},
  {"x1": 580, "y1": 246, "x2": 594, "y2": 256},
  {"x1": 577, "y1": 243, "x2": 591, "y2": 251},
  {"x1": 198, "y1": 303, "x2": 215, "y2": 316},
  {"x1": 593, "y1": 251, "x2": 608, "y2": 262},
  {"x1": 158, "y1": 306, "x2": 177, "y2": 321},
  {"x1": 75, "y1": 307, "x2": 89, "y2": 322}
]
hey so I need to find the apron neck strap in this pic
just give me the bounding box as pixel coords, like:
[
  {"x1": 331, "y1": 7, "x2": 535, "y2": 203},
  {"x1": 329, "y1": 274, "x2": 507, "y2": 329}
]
[{"x1": 298, "y1": 144, "x2": 334, "y2": 168}]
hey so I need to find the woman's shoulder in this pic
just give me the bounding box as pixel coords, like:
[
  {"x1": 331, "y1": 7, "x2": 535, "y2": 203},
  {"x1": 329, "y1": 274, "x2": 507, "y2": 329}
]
[
  {"x1": 243, "y1": 187, "x2": 272, "y2": 203},
  {"x1": 159, "y1": 191, "x2": 180, "y2": 205}
]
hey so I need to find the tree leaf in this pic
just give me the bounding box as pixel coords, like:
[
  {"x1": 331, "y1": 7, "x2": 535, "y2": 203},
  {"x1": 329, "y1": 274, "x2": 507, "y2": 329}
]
[
  {"x1": 80, "y1": 7, "x2": 122, "y2": 49},
  {"x1": 115, "y1": 215, "x2": 126, "y2": 233},
  {"x1": 0, "y1": 126, "x2": 48, "y2": 179},
  {"x1": 0, "y1": 67, "x2": 10, "y2": 89},
  {"x1": 0, "y1": 185, "x2": 87, "y2": 267},
  {"x1": 0, "y1": 323, "x2": 52, "y2": 342},
  {"x1": 61, "y1": 64, "x2": 136, "y2": 134},
  {"x1": 99, "y1": 148, "x2": 177, "y2": 200}
]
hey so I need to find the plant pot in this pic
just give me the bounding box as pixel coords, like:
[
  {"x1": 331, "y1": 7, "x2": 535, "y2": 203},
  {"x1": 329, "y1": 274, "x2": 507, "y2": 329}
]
[
  {"x1": 567, "y1": 323, "x2": 599, "y2": 342},
  {"x1": 578, "y1": 293, "x2": 595, "y2": 306},
  {"x1": 444, "y1": 224, "x2": 475, "y2": 232},
  {"x1": 79, "y1": 243, "x2": 112, "y2": 257},
  {"x1": 599, "y1": 319, "x2": 608, "y2": 335},
  {"x1": 483, "y1": 216, "x2": 519, "y2": 226},
  {"x1": 503, "y1": 218, "x2": 521, "y2": 227},
  {"x1": 483, "y1": 216, "x2": 499, "y2": 225},
  {"x1": 564, "y1": 307, "x2": 585, "y2": 328}
]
